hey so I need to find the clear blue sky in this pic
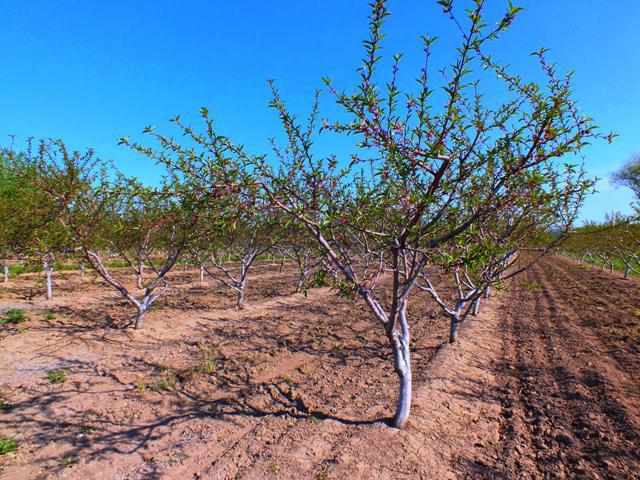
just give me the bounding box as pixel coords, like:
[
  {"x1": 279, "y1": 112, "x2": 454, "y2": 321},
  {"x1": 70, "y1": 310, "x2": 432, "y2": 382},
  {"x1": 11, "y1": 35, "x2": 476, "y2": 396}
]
[{"x1": 1, "y1": 0, "x2": 638, "y2": 222}]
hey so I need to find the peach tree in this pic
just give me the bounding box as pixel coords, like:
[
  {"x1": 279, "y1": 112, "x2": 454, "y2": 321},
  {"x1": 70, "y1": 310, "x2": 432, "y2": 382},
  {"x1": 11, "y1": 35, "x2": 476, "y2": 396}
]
[{"x1": 246, "y1": 0, "x2": 610, "y2": 427}]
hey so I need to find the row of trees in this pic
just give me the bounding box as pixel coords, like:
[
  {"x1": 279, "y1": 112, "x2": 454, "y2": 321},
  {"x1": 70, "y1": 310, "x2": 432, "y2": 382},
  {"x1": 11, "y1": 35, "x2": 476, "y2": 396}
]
[
  {"x1": 0, "y1": 1, "x2": 614, "y2": 428},
  {"x1": 561, "y1": 215, "x2": 640, "y2": 277},
  {"x1": 560, "y1": 151, "x2": 640, "y2": 277}
]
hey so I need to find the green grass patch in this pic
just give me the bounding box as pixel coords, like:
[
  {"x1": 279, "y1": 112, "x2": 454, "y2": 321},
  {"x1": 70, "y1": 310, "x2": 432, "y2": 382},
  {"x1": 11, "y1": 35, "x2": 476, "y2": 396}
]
[
  {"x1": 46, "y1": 369, "x2": 67, "y2": 384},
  {"x1": 1, "y1": 308, "x2": 27, "y2": 327},
  {"x1": 0, "y1": 437, "x2": 18, "y2": 455}
]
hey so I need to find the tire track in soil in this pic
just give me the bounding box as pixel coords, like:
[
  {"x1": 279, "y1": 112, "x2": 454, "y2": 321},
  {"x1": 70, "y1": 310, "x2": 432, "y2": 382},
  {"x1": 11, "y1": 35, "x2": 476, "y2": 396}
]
[{"x1": 492, "y1": 259, "x2": 640, "y2": 479}]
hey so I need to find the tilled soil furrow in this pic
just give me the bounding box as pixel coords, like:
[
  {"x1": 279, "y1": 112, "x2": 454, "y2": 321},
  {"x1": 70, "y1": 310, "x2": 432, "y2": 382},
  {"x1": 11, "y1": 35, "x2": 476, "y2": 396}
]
[
  {"x1": 540, "y1": 258, "x2": 640, "y2": 385},
  {"x1": 492, "y1": 261, "x2": 640, "y2": 479}
]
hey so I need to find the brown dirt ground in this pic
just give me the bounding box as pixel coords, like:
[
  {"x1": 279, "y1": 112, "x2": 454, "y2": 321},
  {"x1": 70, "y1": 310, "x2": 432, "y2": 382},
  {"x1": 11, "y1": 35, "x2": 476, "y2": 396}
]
[{"x1": 0, "y1": 257, "x2": 638, "y2": 479}]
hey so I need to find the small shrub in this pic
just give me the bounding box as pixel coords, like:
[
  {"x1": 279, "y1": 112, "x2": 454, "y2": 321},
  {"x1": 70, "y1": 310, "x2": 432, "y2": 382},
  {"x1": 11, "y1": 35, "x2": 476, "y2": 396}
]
[
  {"x1": 47, "y1": 369, "x2": 67, "y2": 384},
  {"x1": 316, "y1": 470, "x2": 329, "y2": 480},
  {"x1": 0, "y1": 437, "x2": 18, "y2": 455},
  {"x1": 58, "y1": 456, "x2": 76, "y2": 467},
  {"x1": 135, "y1": 381, "x2": 146, "y2": 392},
  {"x1": 154, "y1": 374, "x2": 176, "y2": 393},
  {"x1": 0, "y1": 399, "x2": 11, "y2": 411},
  {"x1": 1, "y1": 308, "x2": 27, "y2": 326},
  {"x1": 267, "y1": 463, "x2": 280, "y2": 475},
  {"x1": 80, "y1": 424, "x2": 97, "y2": 433},
  {"x1": 193, "y1": 353, "x2": 217, "y2": 375},
  {"x1": 311, "y1": 270, "x2": 331, "y2": 288},
  {"x1": 44, "y1": 310, "x2": 56, "y2": 320}
]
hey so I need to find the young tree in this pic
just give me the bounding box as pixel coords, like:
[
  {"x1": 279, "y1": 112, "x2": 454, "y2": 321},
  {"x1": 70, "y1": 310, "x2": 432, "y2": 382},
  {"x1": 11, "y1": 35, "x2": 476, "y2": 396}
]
[
  {"x1": 2, "y1": 137, "x2": 210, "y2": 326},
  {"x1": 191, "y1": 201, "x2": 282, "y2": 309},
  {"x1": 277, "y1": 224, "x2": 324, "y2": 293},
  {"x1": 242, "y1": 0, "x2": 609, "y2": 427},
  {"x1": 612, "y1": 153, "x2": 640, "y2": 208},
  {"x1": 562, "y1": 215, "x2": 640, "y2": 278},
  {"x1": 119, "y1": 109, "x2": 255, "y2": 316},
  {"x1": 1, "y1": 140, "x2": 89, "y2": 299},
  {"x1": 0, "y1": 151, "x2": 28, "y2": 283},
  {"x1": 77, "y1": 177, "x2": 203, "y2": 328}
]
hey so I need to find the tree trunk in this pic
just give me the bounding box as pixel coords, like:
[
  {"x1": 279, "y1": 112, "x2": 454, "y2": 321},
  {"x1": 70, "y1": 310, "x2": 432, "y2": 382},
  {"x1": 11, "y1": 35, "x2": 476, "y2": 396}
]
[
  {"x1": 390, "y1": 308, "x2": 412, "y2": 429},
  {"x1": 200, "y1": 264, "x2": 205, "y2": 283},
  {"x1": 44, "y1": 261, "x2": 53, "y2": 300},
  {"x1": 472, "y1": 297, "x2": 480, "y2": 316},
  {"x1": 449, "y1": 317, "x2": 460, "y2": 343},
  {"x1": 624, "y1": 265, "x2": 630, "y2": 278},
  {"x1": 134, "y1": 304, "x2": 147, "y2": 329},
  {"x1": 236, "y1": 284, "x2": 245, "y2": 309},
  {"x1": 80, "y1": 262, "x2": 85, "y2": 277},
  {"x1": 3, "y1": 263, "x2": 8, "y2": 283},
  {"x1": 296, "y1": 272, "x2": 305, "y2": 292},
  {"x1": 135, "y1": 261, "x2": 144, "y2": 289}
]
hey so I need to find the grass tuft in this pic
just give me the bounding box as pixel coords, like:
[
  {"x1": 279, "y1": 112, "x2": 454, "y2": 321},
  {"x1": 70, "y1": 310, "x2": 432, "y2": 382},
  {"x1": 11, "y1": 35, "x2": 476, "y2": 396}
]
[
  {"x1": 1, "y1": 308, "x2": 27, "y2": 326},
  {"x1": 0, "y1": 437, "x2": 18, "y2": 455},
  {"x1": 47, "y1": 369, "x2": 67, "y2": 384}
]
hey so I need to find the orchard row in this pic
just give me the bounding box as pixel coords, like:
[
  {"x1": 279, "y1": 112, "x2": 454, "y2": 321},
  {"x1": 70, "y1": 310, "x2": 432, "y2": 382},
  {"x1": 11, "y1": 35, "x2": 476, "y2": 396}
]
[{"x1": 0, "y1": 1, "x2": 615, "y2": 428}]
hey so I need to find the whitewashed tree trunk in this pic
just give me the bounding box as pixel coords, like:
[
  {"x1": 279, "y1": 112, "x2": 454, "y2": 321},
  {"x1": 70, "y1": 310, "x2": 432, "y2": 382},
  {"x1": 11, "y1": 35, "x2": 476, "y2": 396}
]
[
  {"x1": 448, "y1": 298, "x2": 466, "y2": 344},
  {"x1": 135, "y1": 299, "x2": 149, "y2": 329},
  {"x1": 80, "y1": 262, "x2": 85, "y2": 277},
  {"x1": 236, "y1": 283, "x2": 245, "y2": 309},
  {"x1": 3, "y1": 263, "x2": 8, "y2": 283},
  {"x1": 472, "y1": 297, "x2": 480, "y2": 316},
  {"x1": 135, "y1": 260, "x2": 144, "y2": 289},
  {"x1": 389, "y1": 306, "x2": 412, "y2": 428},
  {"x1": 200, "y1": 263, "x2": 205, "y2": 283},
  {"x1": 236, "y1": 258, "x2": 249, "y2": 309},
  {"x1": 449, "y1": 318, "x2": 461, "y2": 343},
  {"x1": 296, "y1": 272, "x2": 306, "y2": 291},
  {"x1": 44, "y1": 259, "x2": 54, "y2": 300}
]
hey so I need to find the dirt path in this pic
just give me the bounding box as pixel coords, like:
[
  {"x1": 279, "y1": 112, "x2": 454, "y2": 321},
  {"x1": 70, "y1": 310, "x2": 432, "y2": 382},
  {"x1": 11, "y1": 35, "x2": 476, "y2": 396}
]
[{"x1": 0, "y1": 258, "x2": 639, "y2": 479}]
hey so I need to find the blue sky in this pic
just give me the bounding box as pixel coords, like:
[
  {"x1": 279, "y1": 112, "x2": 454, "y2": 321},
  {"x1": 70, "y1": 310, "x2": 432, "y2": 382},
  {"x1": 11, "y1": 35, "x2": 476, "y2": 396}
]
[{"x1": 1, "y1": 0, "x2": 638, "y2": 222}]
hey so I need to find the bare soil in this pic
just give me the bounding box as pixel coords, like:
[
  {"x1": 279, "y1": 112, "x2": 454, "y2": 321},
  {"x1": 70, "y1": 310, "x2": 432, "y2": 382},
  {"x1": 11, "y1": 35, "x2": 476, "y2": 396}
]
[{"x1": 0, "y1": 257, "x2": 638, "y2": 479}]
